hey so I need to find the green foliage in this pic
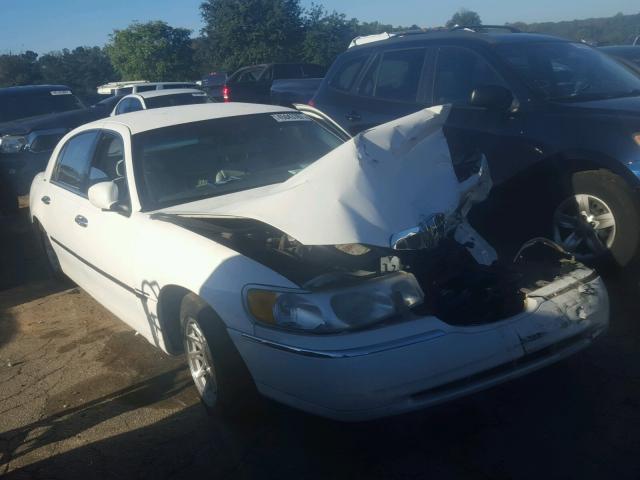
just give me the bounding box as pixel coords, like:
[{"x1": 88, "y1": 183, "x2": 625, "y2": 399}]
[
  {"x1": 200, "y1": 0, "x2": 304, "y2": 72},
  {"x1": 446, "y1": 8, "x2": 482, "y2": 28},
  {"x1": 0, "y1": 51, "x2": 40, "y2": 87},
  {"x1": 38, "y1": 47, "x2": 117, "y2": 101},
  {"x1": 106, "y1": 21, "x2": 197, "y2": 81},
  {"x1": 508, "y1": 12, "x2": 640, "y2": 45},
  {"x1": 300, "y1": 4, "x2": 359, "y2": 66}
]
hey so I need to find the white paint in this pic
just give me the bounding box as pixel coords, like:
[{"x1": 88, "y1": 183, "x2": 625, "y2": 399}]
[{"x1": 29, "y1": 104, "x2": 610, "y2": 420}]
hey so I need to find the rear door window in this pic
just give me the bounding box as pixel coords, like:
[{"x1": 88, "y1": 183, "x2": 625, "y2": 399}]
[
  {"x1": 115, "y1": 98, "x2": 143, "y2": 115},
  {"x1": 373, "y1": 48, "x2": 427, "y2": 102},
  {"x1": 434, "y1": 46, "x2": 507, "y2": 105},
  {"x1": 328, "y1": 54, "x2": 369, "y2": 92},
  {"x1": 52, "y1": 131, "x2": 99, "y2": 193}
]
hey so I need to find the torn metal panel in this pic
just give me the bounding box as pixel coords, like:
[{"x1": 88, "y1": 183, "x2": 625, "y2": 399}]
[{"x1": 158, "y1": 105, "x2": 487, "y2": 250}]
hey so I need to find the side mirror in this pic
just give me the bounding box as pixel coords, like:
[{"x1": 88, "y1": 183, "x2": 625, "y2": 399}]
[
  {"x1": 470, "y1": 85, "x2": 514, "y2": 112},
  {"x1": 88, "y1": 181, "x2": 119, "y2": 211}
]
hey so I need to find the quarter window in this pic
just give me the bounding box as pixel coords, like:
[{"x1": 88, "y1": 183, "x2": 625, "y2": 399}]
[
  {"x1": 52, "y1": 131, "x2": 99, "y2": 193},
  {"x1": 434, "y1": 46, "x2": 508, "y2": 105}
]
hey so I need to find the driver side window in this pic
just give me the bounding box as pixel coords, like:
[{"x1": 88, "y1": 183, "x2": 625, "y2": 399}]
[
  {"x1": 434, "y1": 46, "x2": 508, "y2": 105},
  {"x1": 89, "y1": 132, "x2": 131, "y2": 213}
]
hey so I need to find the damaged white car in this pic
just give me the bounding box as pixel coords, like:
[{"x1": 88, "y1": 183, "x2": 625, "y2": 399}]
[{"x1": 29, "y1": 103, "x2": 609, "y2": 421}]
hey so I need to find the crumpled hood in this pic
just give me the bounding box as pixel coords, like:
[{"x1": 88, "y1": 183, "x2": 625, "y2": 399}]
[{"x1": 159, "y1": 105, "x2": 482, "y2": 248}]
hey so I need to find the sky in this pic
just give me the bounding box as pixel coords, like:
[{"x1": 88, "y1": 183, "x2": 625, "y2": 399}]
[{"x1": 0, "y1": 0, "x2": 638, "y2": 54}]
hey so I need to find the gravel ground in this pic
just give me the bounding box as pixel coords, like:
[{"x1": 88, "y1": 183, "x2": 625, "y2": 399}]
[{"x1": 1, "y1": 206, "x2": 640, "y2": 480}]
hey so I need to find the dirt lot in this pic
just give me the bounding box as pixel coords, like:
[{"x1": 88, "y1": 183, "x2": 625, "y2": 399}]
[{"x1": 1, "y1": 205, "x2": 640, "y2": 480}]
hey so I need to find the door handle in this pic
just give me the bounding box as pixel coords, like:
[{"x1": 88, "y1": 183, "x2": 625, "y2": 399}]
[
  {"x1": 41, "y1": 196, "x2": 51, "y2": 205},
  {"x1": 74, "y1": 215, "x2": 88, "y2": 228},
  {"x1": 345, "y1": 111, "x2": 361, "y2": 122}
]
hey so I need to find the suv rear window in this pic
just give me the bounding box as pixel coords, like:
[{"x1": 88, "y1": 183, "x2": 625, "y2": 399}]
[
  {"x1": 329, "y1": 55, "x2": 369, "y2": 92},
  {"x1": 0, "y1": 90, "x2": 84, "y2": 123}
]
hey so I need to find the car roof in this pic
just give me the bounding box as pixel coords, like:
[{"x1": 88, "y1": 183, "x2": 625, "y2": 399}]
[
  {"x1": 130, "y1": 88, "x2": 205, "y2": 99},
  {"x1": 94, "y1": 102, "x2": 293, "y2": 134},
  {"x1": 347, "y1": 31, "x2": 569, "y2": 52},
  {"x1": 0, "y1": 84, "x2": 72, "y2": 96}
]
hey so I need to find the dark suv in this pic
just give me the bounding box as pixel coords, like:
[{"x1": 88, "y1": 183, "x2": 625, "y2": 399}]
[
  {"x1": 0, "y1": 85, "x2": 121, "y2": 207},
  {"x1": 313, "y1": 28, "x2": 640, "y2": 267}
]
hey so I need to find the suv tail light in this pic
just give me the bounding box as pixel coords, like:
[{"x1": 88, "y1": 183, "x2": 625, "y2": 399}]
[{"x1": 222, "y1": 85, "x2": 230, "y2": 102}]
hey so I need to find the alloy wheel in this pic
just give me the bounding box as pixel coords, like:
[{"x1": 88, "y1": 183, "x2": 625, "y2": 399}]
[
  {"x1": 184, "y1": 316, "x2": 218, "y2": 408},
  {"x1": 553, "y1": 193, "x2": 616, "y2": 260}
]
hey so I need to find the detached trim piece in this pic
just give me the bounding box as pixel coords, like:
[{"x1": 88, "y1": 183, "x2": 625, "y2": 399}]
[
  {"x1": 240, "y1": 329, "x2": 446, "y2": 359},
  {"x1": 50, "y1": 237, "x2": 147, "y2": 299}
]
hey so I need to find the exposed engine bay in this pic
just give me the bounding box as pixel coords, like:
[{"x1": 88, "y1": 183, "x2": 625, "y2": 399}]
[
  {"x1": 154, "y1": 213, "x2": 587, "y2": 327},
  {"x1": 151, "y1": 104, "x2": 593, "y2": 329}
]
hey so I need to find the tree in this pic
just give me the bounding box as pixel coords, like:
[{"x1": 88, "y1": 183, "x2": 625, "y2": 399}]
[
  {"x1": 200, "y1": 0, "x2": 304, "y2": 72},
  {"x1": 301, "y1": 5, "x2": 359, "y2": 66},
  {"x1": 0, "y1": 51, "x2": 41, "y2": 87},
  {"x1": 106, "y1": 21, "x2": 197, "y2": 81},
  {"x1": 38, "y1": 47, "x2": 117, "y2": 101},
  {"x1": 446, "y1": 8, "x2": 482, "y2": 28}
]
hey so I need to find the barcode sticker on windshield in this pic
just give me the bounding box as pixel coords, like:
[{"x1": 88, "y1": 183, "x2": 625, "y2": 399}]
[
  {"x1": 50, "y1": 90, "x2": 72, "y2": 96},
  {"x1": 271, "y1": 113, "x2": 311, "y2": 122}
]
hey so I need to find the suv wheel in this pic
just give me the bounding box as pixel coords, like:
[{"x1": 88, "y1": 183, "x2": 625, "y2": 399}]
[
  {"x1": 180, "y1": 293, "x2": 258, "y2": 417},
  {"x1": 552, "y1": 170, "x2": 640, "y2": 267}
]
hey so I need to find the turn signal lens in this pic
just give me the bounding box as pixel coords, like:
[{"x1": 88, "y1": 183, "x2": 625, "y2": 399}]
[
  {"x1": 247, "y1": 290, "x2": 278, "y2": 324},
  {"x1": 633, "y1": 132, "x2": 640, "y2": 146}
]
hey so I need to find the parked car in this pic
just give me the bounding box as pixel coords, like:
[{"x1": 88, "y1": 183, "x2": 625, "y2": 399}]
[
  {"x1": 0, "y1": 88, "x2": 121, "y2": 200},
  {"x1": 30, "y1": 102, "x2": 608, "y2": 421},
  {"x1": 200, "y1": 72, "x2": 228, "y2": 101},
  {"x1": 0, "y1": 89, "x2": 122, "y2": 197},
  {"x1": 112, "y1": 81, "x2": 201, "y2": 96},
  {"x1": 97, "y1": 80, "x2": 149, "y2": 95},
  {"x1": 223, "y1": 63, "x2": 326, "y2": 104},
  {"x1": 600, "y1": 45, "x2": 640, "y2": 70},
  {"x1": 312, "y1": 28, "x2": 640, "y2": 267},
  {"x1": 110, "y1": 89, "x2": 211, "y2": 115},
  {"x1": 270, "y1": 78, "x2": 324, "y2": 106}
]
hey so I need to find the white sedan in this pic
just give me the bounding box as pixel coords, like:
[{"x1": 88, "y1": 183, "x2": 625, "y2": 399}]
[
  {"x1": 29, "y1": 103, "x2": 609, "y2": 421},
  {"x1": 110, "y1": 88, "x2": 210, "y2": 116}
]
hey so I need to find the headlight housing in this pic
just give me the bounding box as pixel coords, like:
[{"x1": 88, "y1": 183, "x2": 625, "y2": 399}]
[
  {"x1": 246, "y1": 272, "x2": 424, "y2": 333},
  {"x1": 0, "y1": 135, "x2": 28, "y2": 154}
]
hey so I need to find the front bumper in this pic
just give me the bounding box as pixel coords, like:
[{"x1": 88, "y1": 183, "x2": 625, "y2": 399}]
[{"x1": 231, "y1": 269, "x2": 609, "y2": 421}]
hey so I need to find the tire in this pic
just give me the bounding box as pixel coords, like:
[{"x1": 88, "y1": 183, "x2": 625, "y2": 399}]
[
  {"x1": 180, "y1": 293, "x2": 258, "y2": 417},
  {"x1": 551, "y1": 170, "x2": 640, "y2": 268}
]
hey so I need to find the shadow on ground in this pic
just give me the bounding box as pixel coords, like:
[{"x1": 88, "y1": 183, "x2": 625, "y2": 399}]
[{"x1": 4, "y1": 268, "x2": 640, "y2": 480}]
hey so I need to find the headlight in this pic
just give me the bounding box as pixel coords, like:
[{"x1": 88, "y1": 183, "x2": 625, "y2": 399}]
[
  {"x1": 246, "y1": 272, "x2": 424, "y2": 333},
  {"x1": 633, "y1": 132, "x2": 640, "y2": 146},
  {"x1": 0, "y1": 135, "x2": 28, "y2": 154}
]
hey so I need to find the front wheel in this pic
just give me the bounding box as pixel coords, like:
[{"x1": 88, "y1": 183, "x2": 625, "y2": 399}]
[
  {"x1": 180, "y1": 293, "x2": 258, "y2": 417},
  {"x1": 552, "y1": 170, "x2": 640, "y2": 268}
]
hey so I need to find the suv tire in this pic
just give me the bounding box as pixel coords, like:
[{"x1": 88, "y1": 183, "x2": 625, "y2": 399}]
[{"x1": 552, "y1": 169, "x2": 640, "y2": 268}]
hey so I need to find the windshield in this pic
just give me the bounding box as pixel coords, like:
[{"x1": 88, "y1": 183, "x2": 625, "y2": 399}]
[
  {"x1": 495, "y1": 41, "x2": 640, "y2": 102},
  {"x1": 144, "y1": 93, "x2": 211, "y2": 109},
  {"x1": 0, "y1": 90, "x2": 85, "y2": 123},
  {"x1": 133, "y1": 112, "x2": 344, "y2": 210}
]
